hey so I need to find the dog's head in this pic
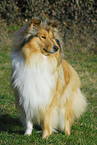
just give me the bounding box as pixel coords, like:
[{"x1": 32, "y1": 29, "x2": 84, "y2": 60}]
[{"x1": 13, "y1": 18, "x2": 63, "y2": 64}]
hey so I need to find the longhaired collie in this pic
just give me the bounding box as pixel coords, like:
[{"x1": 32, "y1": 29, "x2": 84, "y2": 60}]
[{"x1": 11, "y1": 18, "x2": 87, "y2": 138}]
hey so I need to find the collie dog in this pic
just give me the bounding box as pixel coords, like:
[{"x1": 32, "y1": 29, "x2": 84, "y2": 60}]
[{"x1": 11, "y1": 19, "x2": 87, "y2": 138}]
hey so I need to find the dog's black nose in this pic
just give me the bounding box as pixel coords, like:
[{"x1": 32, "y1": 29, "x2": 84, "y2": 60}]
[{"x1": 53, "y1": 45, "x2": 58, "y2": 52}]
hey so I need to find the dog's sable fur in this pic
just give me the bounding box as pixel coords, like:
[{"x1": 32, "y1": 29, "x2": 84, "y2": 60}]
[{"x1": 11, "y1": 19, "x2": 87, "y2": 138}]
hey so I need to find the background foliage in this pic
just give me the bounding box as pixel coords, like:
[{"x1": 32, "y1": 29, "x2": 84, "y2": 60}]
[{"x1": 0, "y1": 0, "x2": 96, "y2": 24}]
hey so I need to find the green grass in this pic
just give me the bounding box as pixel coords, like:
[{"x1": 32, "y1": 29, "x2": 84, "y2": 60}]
[{"x1": 0, "y1": 23, "x2": 97, "y2": 145}]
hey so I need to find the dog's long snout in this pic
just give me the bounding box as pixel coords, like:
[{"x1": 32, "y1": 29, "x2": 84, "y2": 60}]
[
  {"x1": 43, "y1": 45, "x2": 59, "y2": 54},
  {"x1": 53, "y1": 45, "x2": 58, "y2": 52}
]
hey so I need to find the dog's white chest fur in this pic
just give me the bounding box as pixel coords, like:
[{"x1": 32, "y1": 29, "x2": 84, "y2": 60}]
[{"x1": 12, "y1": 53, "x2": 57, "y2": 121}]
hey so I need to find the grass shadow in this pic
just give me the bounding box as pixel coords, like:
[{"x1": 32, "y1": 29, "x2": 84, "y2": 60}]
[
  {"x1": 0, "y1": 114, "x2": 24, "y2": 134},
  {"x1": 0, "y1": 114, "x2": 43, "y2": 135}
]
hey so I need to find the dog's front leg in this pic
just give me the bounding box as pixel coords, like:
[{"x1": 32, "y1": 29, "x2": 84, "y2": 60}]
[
  {"x1": 42, "y1": 92, "x2": 59, "y2": 139},
  {"x1": 24, "y1": 119, "x2": 33, "y2": 135},
  {"x1": 42, "y1": 112, "x2": 51, "y2": 139}
]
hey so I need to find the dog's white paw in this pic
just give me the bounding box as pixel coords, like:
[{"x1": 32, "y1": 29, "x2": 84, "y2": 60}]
[
  {"x1": 25, "y1": 129, "x2": 32, "y2": 136},
  {"x1": 24, "y1": 120, "x2": 33, "y2": 136}
]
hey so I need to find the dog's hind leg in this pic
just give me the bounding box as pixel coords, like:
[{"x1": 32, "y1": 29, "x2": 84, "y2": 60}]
[
  {"x1": 64, "y1": 100, "x2": 74, "y2": 135},
  {"x1": 64, "y1": 89, "x2": 87, "y2": 135}
]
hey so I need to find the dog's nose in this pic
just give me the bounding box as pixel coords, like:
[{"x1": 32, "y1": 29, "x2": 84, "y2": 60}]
[{"x1": 53, "y1": 45, "x2": 58, "y2": 52}]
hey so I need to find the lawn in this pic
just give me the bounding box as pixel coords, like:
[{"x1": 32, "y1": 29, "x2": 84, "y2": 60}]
[{"x1": 0, "y1": 23, "x2": 97, "y2": 145}]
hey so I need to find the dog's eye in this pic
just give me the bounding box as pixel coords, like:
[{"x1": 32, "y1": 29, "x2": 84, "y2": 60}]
[{"x1": 41, "y1": 36, "x2": 46, "y2": 39}]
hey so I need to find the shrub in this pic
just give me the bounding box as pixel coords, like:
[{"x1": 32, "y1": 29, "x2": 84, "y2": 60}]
[
  {"x1": 0, "y1": 0, "x2": 20, "y2": 24},
  {"x1": 0, "y1": 0, "x2": 96, "y2": 25}
]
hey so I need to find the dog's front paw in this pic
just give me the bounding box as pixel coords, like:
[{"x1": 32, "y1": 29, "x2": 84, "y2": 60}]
[
  {"x1": 42, "y1": 127, "x2": 52, "y2": 139},
  {"x1": 42, "y1": 130, "x2": 50, "y2": 139},
  {"x1": 65, "y1": 127, "x2": 70, "y2": 135},
  {"x1": 25, "y1": 129, "x2": 32, "y2": 136},
  {"x1": 24, "y1": 120, "x2": 33, "y2": 136}
]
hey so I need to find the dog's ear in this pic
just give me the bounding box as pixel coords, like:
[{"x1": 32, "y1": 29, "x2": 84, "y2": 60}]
[
  {"x1": 51, "y1": 21, "x2": 58, "y2": 28},
  {"x1": 30, "y1": 18, "x2": 41, "y2": 28},
  {"x1": 32, "y1": 18, "x2": 41, "y2": 26},
  {"x1": 48, "y1": 20, "x2": 58, "y2": 28}
]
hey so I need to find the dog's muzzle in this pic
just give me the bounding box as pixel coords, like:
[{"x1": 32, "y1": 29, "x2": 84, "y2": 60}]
[{"x1": 43, "y1": 45, "x2": 59, "y2": 54}]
